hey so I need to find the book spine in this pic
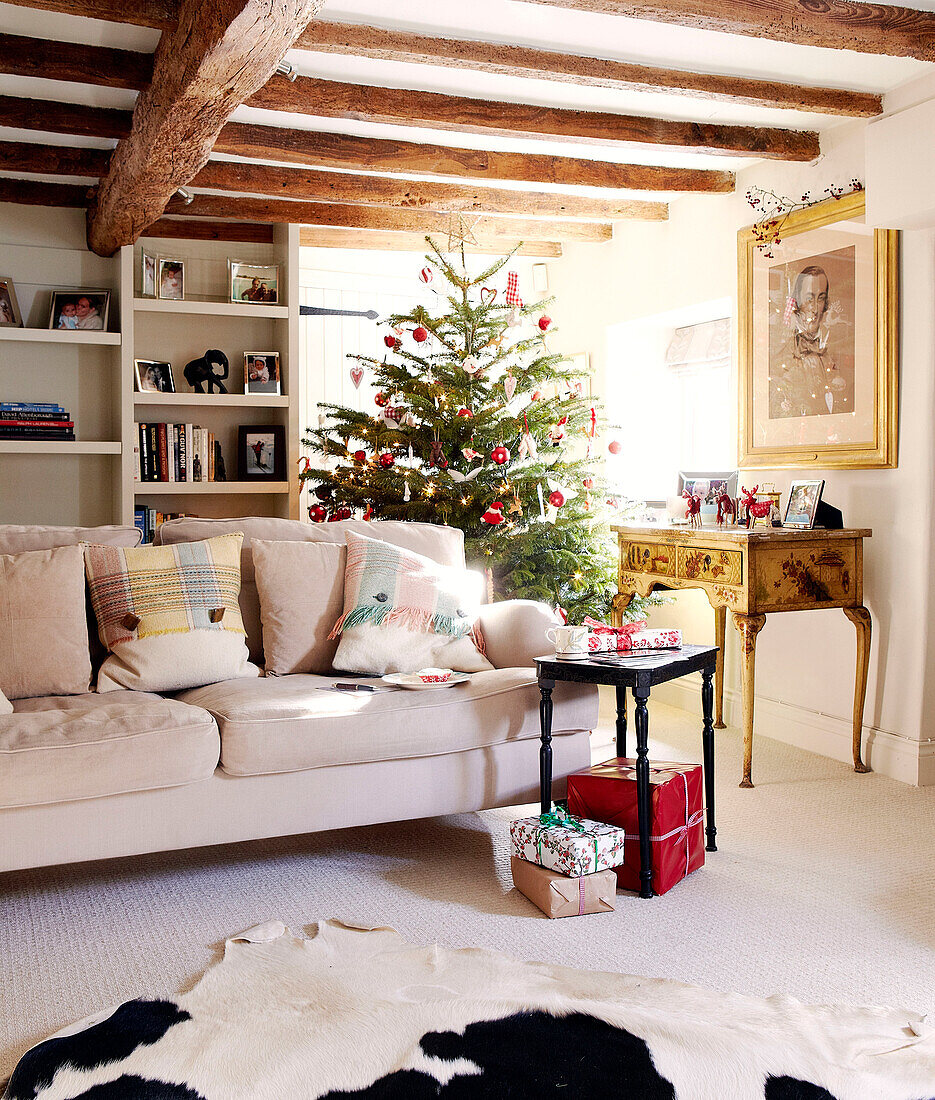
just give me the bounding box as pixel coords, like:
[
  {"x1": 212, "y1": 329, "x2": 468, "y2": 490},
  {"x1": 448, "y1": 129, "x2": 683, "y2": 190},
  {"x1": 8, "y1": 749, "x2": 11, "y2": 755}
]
[
  {"x1": 177, "y1": 423, "x2": 187, "y2": 482},
  {"x1": 0, "y1": 412, "x2": 72, "y2": 423},
  {"x1": 208, "y1": 431, "x2": 215, "y2": 481},
  {"x1": 148, "y1": 425, "x2": 158, "y2": 481},
  {"x1": 157, "y1": 423, "x2": 168, "y2": 482},
  {"x1": 167, "y1": 424, "x2": 176, "y2": 483},
  {"x1": 138, "y1": 424, "x2": 147, "y2": 481},
  {"x1": 185, "y1": 423, "x2": 193, "y2": 483},
  {"x1": 199, "y1": 428, "x2": 207, "y2": 482},
  {"x1": 0, "y1": 427, "x2": 76, "y2": 438},
  {"x1": 0, "y1": 402, "x2": 65, "y2": 413},
  {"x1": 133, "y1": 507, "x2": 146, "y2": 540}
]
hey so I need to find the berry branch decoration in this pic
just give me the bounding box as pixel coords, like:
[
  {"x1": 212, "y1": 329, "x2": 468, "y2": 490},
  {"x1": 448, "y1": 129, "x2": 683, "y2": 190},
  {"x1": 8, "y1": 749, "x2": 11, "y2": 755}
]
[{"x1": 745, "y1": 179, "x2": 864, "y2": 258}]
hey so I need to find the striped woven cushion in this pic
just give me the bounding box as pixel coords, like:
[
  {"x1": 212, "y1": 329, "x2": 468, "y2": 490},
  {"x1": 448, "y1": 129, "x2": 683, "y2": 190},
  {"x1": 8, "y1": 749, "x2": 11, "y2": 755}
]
[{"x1": 84, "y1": 534, "x2": 246, "y2": 650}]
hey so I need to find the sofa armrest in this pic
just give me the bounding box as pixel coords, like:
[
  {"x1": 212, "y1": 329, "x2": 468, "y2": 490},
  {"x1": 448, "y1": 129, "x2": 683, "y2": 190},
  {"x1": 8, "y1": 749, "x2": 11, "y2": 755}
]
[{"x1": 477, "y1": 599, "x2": 561, "y2": 669}]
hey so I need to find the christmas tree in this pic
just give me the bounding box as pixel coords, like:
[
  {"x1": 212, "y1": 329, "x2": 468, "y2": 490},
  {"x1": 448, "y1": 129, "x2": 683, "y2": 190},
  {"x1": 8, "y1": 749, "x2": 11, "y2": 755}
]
[{"x1": 300, "y1": 239, "x2": 644, "y2": 623}]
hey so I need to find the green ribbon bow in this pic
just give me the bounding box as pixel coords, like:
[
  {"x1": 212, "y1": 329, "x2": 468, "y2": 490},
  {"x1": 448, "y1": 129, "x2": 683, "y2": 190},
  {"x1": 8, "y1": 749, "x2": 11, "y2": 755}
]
[{"x1": 535, "y1": 804, "x2": 599, "y2": 872}]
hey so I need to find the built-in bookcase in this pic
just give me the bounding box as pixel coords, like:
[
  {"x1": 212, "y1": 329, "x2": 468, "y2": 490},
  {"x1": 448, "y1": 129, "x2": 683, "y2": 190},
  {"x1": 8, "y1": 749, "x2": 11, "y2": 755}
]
[{"x1": 0, "y1": 204, "x2": 300, "y2": 527}]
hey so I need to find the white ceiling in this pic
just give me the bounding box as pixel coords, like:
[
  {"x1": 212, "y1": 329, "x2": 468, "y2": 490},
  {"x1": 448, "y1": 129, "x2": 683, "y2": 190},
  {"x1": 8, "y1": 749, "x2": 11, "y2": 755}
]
[{"x1": 0, "y1": 0, "x2": 931, "y2": 204}]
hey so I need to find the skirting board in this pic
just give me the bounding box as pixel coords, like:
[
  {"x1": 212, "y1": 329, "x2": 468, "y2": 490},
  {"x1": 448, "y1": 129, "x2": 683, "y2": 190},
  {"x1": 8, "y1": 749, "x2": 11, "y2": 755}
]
[{"x1": 651, "y1": 675, "x2": 935, "y2": 786}]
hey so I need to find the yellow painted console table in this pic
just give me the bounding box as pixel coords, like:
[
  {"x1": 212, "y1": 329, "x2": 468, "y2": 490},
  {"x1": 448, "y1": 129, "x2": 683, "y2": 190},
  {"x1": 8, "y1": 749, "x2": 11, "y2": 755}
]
[{"x1": 611, "y1": 524, "x2": 872, "y2": 788}]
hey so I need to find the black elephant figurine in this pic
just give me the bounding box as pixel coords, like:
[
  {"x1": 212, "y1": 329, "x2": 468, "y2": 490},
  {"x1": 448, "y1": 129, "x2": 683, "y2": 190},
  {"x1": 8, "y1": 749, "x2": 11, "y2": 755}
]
[{"x1": 184, "y1": 349, "x2": 229, "y2": 394}]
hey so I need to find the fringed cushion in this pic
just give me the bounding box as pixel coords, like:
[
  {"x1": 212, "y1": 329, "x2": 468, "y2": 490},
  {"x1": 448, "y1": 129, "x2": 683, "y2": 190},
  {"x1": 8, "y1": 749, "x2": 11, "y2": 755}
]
[{"x1": 330, "y1": 530, "x2": 492, "y2": 676}]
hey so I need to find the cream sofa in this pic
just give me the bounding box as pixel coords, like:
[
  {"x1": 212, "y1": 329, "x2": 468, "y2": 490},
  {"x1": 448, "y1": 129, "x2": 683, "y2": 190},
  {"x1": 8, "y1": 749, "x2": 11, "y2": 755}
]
[{"x1": 0, "y1": 518, "x2": 598, "y2": 874}]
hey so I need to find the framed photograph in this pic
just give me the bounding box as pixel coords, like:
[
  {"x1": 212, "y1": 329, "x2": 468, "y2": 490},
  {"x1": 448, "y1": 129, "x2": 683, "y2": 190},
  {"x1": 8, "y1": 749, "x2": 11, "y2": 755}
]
[
  {"x1": 48, "y1": 289, "x2": 110, "y2": 331},
  {"x1": 244, "y1": 351, "x2": 281, "y2": 396},
  {"x1": 230, "y1": 261, "x2": 279, "y2": 304},
  {"x1": 140, "y1": 251, "x2": 157, "y2": 298},
  {"x1": 238, "y1": 424, "x2": 285, "y2": 481},
  {"x1": 739, "y1": 191, "x2": 898, "y2": 469},
  {"x1": 134, "y1": 359, "x2": 175, "y2": 393},
  {"x1": 0, "y1": 276, "x2": 22, "y2": 327},
  {"x1": 678, "y1": 470, "x2": 738, "y2": 524},
  {"x1": 783, "y1": 479, "x2": 825, "y2": 529},
  {"x1": 158, "y1": 258, "x2": 184, "y2": 301}
]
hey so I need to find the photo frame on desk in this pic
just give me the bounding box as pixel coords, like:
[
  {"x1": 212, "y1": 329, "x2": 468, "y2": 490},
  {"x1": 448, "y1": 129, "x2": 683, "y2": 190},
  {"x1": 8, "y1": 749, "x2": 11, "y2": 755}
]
[
  {"x1": 738, "y1": 191, "x2": 898, "y2": 469},
  {"x1": 238, "y1": 424, "x2": 285, "y2": 481}
]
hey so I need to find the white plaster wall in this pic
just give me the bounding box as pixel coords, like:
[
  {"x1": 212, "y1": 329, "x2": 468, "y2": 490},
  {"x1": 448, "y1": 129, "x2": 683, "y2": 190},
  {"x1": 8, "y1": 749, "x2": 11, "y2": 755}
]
[{"x1": 547, "y1": 112, "x2": 935, "y2": 781}]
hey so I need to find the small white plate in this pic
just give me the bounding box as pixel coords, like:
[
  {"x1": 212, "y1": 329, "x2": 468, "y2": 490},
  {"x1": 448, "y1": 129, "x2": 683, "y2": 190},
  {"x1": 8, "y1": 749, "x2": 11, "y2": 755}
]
[
  {"x1": 382, "y1": 672, "x2": 472, "y2": 690},
  {"x1": 554, "y1": 651, "x2": 590, "y2": 660}
]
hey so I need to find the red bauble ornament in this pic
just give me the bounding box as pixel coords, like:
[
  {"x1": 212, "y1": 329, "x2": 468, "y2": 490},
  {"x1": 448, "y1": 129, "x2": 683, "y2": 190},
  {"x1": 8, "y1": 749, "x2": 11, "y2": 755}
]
[
  {"x1": 418, "y1": 266, "x2": 433, "y2": 284},
  {"x1": 538, "y1": 315, "x2": 552, "y2": 332},
  {"x1": 374, "y1": 391, "x2": 389, "y2": 407},
  {"x1": 353, "y1": 449, "x2": 367, "y2": 463},
  {"x1": 549, "y1": 489, "x2": 566, "y2": 508},
  {"x1": 328, "y1": 506, "x2": 352, "y2": 522},
  {"x1": 490, "y1": 445, "x2": 510, "y2": 465},
  {"x1": 481, "y1": 501, "x2": 505, "y2": 526},
  {"x1": 378, "y1": 452, "x2": 395, "y2": 468},
  {"x1": 308, "y1": 504, "x2": 327, "y2": 522},
  {"x1": 531, "y1": 390, "x2": 542, "y2": 401},
  {"x1": 314, "y1": 485, "x2": 332, "y2": 501},
  {"x1": 456, "y1": 407, "x2": 473, "y2": 418},
  {"x1": 383, "y1": 334, "x2": 397, "y2": 349},
  {"x1": 412, "y1": 325, "x2": 429, "y2": 343},
  {"x1": 608, "y1": 439, "x2": 622, "y2": 455}
]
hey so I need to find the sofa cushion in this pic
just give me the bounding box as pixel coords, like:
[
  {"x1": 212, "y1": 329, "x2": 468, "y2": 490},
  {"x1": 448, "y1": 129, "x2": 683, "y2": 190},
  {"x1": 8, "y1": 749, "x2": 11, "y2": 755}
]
[
  {"x1": 0, "y1": 523, "x2": 142, "y2": 554},
  {"x1": 0, "y1": 544, "x2": 92, "y2": 700},
  {"x1": 252, "y1": 539, "x2": 346, "y2": 675},
  {"x1": 156, "y1": 517, "x2": 466, "y2": 663},
  {"x1": 0, "y1": 692, "x2": 219, "y2": 809},
  {"x1": 177, "y1": 669, "x2": 598, "y2": 777}
]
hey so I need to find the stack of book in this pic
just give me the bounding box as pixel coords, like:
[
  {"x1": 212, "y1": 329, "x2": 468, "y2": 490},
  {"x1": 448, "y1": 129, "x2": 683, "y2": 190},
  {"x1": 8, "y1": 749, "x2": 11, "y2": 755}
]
[
  {"x1": 0, "y1": 401, "x2": 75, "y2": 441},
  {"x1": 136, "y1": 422, "x2": 224, "y2": 482},
  {"x1": 134, "y1": 507, "x2": 196, "y2": 544}
]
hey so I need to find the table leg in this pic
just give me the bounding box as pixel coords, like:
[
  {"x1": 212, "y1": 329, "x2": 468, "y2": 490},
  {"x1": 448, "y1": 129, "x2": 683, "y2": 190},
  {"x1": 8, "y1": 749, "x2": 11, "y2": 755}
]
[
  {"x1": 615, "y1": 685, "x2": 627, "y2": 758},
  {"x1": 538, "y1": 679, "x2": 554, "y2": 814},
  {"x1": 701, "y1": 664, "x2": 717, "y2": 852},
  {"x1": 730, "y1": 612, "x2": 766, "y2": 789},
  {"x1": 844, "y1": 606, "x2": 872, "y2": 774},
  {"x1": 713, "y1": 604, "x2": 727, "y2": 730},
  {"x1": 633, "y1": 685, "x2": 653, "y2": 899}
]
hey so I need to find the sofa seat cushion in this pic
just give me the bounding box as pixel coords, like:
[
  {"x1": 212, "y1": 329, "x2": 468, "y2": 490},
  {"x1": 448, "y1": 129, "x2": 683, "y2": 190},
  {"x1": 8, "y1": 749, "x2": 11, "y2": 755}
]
[
  {"x1": 0, "y1": 692, "x2": 219, "y2": 809},
  {"x1": 177, "y1": 669, "x2": 598, "y2": 777}
]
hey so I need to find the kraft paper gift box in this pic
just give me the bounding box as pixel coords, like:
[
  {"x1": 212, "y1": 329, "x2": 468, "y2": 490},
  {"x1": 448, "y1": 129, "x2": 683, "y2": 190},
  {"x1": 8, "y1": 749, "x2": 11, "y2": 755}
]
[
  {"x1": 509, "y1": 811, "x2": 626, "y2": 877},
  {"x1": 511, "y1": 856, "x2": 616, "y2": 919},
  {"x1": 567, "y1": 759, "x2": 704, "y2": 896}
]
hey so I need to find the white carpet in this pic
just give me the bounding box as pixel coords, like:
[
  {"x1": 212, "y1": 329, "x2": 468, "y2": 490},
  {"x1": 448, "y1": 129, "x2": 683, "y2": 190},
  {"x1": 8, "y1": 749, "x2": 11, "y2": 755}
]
[{"x1": 3, "y1": 692, "x2": 935, "y2": 1083}]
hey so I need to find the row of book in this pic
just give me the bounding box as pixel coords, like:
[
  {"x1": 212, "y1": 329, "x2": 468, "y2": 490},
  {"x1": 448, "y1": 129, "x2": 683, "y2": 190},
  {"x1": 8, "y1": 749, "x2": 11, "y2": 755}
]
[
  {"x1": 0, "y1": 401, "x2": 75, "y2": 441},
  {"x1": 136, "y1": 422, "x2": 226, "y2": 483},
  {"x1": 134, "y1": 508, "x2": 195, "y2": 545}
]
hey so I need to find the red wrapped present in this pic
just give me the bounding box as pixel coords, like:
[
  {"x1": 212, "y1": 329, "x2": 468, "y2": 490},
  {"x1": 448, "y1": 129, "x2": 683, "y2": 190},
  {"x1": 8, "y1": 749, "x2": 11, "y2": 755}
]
[
  {"x1": 582, "y1": 617, "x2": 681, "y2": 653},
  {"x1": 567, "y1": 758, "x2": 704, "y2": 896}
]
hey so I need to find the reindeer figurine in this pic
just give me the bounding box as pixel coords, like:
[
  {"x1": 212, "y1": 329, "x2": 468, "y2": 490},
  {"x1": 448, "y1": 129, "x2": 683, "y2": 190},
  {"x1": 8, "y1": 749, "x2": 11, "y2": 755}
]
[
  {"x1": 715, "y1": 488, "x2": 736, "y2": 526},
  {"x1": 740, "y1": 485, "x2": 772, "y2": 529},
  {"x1": 682, "y1": 489, "x2": 702, "y2": 528}
]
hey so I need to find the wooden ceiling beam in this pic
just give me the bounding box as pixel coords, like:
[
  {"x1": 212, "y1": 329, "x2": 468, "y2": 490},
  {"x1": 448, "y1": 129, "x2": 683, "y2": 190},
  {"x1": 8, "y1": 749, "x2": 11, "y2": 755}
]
[
  {"x1": 143, "y1": 217, "x2": 274, "y2": 243},
  {"x1": 0, "y1": 177, "x2": 88, "y2": 207},
  {"x1": 246, "y1": 75, "x2": 820, "y2": 161},
  {"x1": 0, "y1": 32, "x2": 153, "y2": 91},
  {"x1": 0, "y1": 0, "x2": 174, "y2": 29},
  {"x1": 0, "y1": 97, "x2": 735, "y2": 193},
  {"x1": 296, "y1": 21, "x2": 882, "y2": 118},
  {"x1": 86, "y1": 0, "x2": 326, "y2": 256},
  {"x1": 300, "y1": 226, "x2": 563, "y2": 257},
  {"x1": 164, "y1": 193, "x2": 615, "y2": 240},
  {"x1": 519, "y1": 0, "x2": 935, "y2": 62},
  {"x1": 0, "y1": 139, "x2": 110, "y2": 177}
]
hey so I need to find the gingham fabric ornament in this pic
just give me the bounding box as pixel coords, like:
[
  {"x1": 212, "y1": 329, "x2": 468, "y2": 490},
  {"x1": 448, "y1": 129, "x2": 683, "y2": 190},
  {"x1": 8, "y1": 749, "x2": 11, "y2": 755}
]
[{"x1": 504, "y1": 271, "x2": 523, "y2": 308}]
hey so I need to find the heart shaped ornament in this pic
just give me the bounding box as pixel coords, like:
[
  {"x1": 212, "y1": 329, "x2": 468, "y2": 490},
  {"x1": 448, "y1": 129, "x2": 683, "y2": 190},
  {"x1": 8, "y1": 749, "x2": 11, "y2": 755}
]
[
  {"x1": 350, "y1": 366, "x2": 364, "y2": 389},
  {"x1": 480, "y1": 287, "x2": 497, "y2": 307},
  {"x1": 504, "y1": 373, "x2": 517, "y2": 402}
]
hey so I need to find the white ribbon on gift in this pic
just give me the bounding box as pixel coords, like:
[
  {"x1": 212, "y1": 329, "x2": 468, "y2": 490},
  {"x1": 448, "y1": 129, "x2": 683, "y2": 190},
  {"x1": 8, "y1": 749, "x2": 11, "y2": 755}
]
[{"x1": 618, "y1": 772, "x2": 702, "y2": 880}]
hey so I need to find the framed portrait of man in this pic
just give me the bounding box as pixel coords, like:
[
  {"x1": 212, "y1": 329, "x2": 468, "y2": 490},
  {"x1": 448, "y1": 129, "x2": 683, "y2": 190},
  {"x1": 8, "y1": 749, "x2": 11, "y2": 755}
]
[{"x1": 738, "y1": 191, "x2": 898, "y2": 469}]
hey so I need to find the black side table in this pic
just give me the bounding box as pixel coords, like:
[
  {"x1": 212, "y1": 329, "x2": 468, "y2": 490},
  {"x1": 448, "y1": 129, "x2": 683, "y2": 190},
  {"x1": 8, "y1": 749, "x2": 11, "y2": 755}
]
[{"x1": 535, "y1": 644, "x2": 719, "y2": 899}]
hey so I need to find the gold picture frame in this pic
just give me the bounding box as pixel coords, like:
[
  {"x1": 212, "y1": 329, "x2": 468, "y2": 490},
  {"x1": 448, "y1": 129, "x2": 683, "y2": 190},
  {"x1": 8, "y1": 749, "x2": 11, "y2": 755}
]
[{"x1": 738, "y1": 191, "x2": 898, "y2": 469}]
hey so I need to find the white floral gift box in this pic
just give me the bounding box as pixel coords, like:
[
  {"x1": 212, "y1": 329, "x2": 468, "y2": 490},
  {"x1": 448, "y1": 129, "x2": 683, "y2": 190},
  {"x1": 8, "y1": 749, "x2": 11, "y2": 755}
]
[{"x1": 509, "y1": 810, "x2": 627, "y2": 877}]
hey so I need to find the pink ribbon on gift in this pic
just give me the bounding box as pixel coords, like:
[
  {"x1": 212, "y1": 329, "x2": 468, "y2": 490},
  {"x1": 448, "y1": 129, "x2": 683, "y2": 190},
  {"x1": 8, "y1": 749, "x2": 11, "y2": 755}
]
[
  {"x1": 579, "y1": 875, "x2": 586, "y2": 916},
  {"x1": 584, "y1": 616, "x2": 647, "y2": 636},
  {"x1": 617, "y1": 771, "x2": 701, "y2": 879}
]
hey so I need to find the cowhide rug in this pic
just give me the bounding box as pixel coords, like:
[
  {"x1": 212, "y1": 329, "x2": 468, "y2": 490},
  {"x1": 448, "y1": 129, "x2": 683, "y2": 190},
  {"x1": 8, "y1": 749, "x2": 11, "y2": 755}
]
[{"x1": 5, "y1": 920, "x2": 934, "y2": 1100}]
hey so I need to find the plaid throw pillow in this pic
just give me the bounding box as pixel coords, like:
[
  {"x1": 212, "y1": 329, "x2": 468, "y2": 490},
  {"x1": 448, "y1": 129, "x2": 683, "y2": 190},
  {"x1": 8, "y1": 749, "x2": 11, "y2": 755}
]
[{"x1": 84, "y1": 533, "x2": 257, "y2": 692}]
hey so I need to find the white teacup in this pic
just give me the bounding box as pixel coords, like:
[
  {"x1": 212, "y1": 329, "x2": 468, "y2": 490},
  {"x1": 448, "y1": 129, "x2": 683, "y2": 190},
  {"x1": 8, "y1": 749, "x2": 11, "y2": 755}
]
[{"x1": 546, "y1": 624, "x2": 590, "y2": 658}]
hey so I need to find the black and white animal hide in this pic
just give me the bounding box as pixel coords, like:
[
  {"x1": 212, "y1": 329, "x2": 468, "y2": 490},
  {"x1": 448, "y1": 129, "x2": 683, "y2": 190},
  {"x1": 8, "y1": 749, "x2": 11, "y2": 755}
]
[{"x1": 4, "y1": 921, "x2": 934, "y2": 1100}]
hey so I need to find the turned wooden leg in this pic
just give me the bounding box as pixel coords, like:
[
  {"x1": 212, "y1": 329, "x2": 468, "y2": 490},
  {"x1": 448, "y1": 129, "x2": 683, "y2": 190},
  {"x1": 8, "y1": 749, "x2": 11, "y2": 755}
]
[
  {"x1": 538, "y1": 679, "x2": 554, "y2": 814},
  {"x1": 713, "y1": 604, "x2": 727, "y2": 730},
  {"x1": 730, "y1": 612, "x2": 766, "y2": 789},
  {"x1": 844, "y1": 606, "x2": 872, "y2": 774}
]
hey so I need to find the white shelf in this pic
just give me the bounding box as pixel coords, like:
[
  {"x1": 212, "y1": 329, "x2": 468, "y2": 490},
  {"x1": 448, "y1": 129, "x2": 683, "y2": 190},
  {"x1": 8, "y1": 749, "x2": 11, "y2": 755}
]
[
  {"x1": 134, "y1": 393, "x2": 290, "y2": 408},
  {"x1": 0, "y1": 440, "x2": 122, "y2": 455},
  {"x1": 135, "y1": 481, "x2": 290, "y2": 495},
  {"x1": 0, "y1": 327, "x2": 121, "y2": 345},
  {"x1": 134, "y1": 298, "x2": 288, "y2": 319}
]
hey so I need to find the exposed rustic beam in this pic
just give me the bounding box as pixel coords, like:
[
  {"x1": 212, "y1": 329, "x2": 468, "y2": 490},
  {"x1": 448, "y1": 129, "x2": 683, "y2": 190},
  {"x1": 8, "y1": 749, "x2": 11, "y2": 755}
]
[
  {"x1": 246, "y1": 75, "x2": 819, "y2": 161},
  {"x1": 520, "y1": 0, "x2": 935, "y2": 62},
  {"x1": 165, "y1": 193, "x2": 616, "y2": 240},
  {"x1": 297, "y1": 22, "x2": 881, "y2": 118},
  {"x1": 0, "y1": 177, "x2": 88, "y2": 207},
  {"x1": 0, "y1": 137, "x2": 666, "y2": 219},
  {"x1": 0, "y1": 0, "x2": 174, "y2": 29},
  {"x1": 300, "y1": 226, "x2": 563, "y2": 257},
  {"x1": 0, "y1": 32, "x2": 153, "y2": 91},
  {"x1": 192, "y1": 162, "x2": 665, "y2": 220},
  {"x1": 0, "y1": 97, "x2": 735, "y2": 193},
  {"x1": 144, "y1": 217, "x2": 274, "y2": 243},
  {"x1": 87, "y1": 0, "x2": 326, "y2": 256}
]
